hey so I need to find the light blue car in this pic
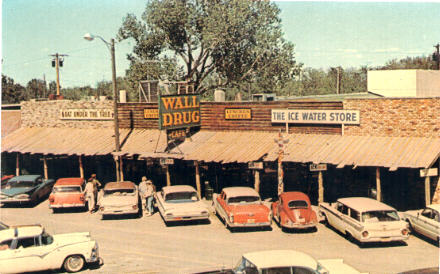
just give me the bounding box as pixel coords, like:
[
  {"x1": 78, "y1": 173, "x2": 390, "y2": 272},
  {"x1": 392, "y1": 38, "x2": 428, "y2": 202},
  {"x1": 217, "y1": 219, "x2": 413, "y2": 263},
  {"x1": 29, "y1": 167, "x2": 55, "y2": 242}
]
[{"x1": 0, "y1": 175, "x2": 55, "y2": 206}]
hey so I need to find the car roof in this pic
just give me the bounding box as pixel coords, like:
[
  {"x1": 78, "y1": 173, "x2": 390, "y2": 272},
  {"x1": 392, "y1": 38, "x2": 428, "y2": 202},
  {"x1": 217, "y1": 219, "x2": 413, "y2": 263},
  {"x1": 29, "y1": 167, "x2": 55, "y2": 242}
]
[
  {"x1": 338, "y1": 197, "x2": 395, "y2": 212},
  {"x1": 8, "y1": 175, "x2": 41, "y2": 181},
  {"x1": 162, "y1": 185, "x2": 196, "y2": 194},
  {"x1": 280, "y1": 192, "x2": 310, "y2": 202},
  {"x1": 223, "y1": 187, "x2": 259, "y2": 198},
  {"x1": 0, "y1": 225, "x2": 43, "y2": 241},
  {"x1": 55, "y1": 178, "x2": 84, "y2": 186},
  {"x1": 243, "y1": 250, "x2": 318, "y2": 270},
  {"x1": 427, "y1": 204, "x2": 440, "y2": 212},
  {"x1": 104, "y1": 181, "x2": 136, "y2": 190}
]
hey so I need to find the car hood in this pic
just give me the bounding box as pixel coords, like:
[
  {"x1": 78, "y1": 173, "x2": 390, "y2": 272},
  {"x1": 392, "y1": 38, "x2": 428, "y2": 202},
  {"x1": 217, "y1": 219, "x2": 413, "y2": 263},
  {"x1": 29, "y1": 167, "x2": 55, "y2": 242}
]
[
  {"x1": 227, "y1": 203, "x2": 270, "y2": 215},
  {"x1": 0, "y1": 187, "x2": 36, "y2": 197},
  {"x1": 163, "y1": 200, "x2": 207, "y2": 213},
  {"x1": 53, "y1": 232, "x2": 94, "y2": 246},
  {"x1": 100, "y1": 195, "x2": 137, "y2": 207}
]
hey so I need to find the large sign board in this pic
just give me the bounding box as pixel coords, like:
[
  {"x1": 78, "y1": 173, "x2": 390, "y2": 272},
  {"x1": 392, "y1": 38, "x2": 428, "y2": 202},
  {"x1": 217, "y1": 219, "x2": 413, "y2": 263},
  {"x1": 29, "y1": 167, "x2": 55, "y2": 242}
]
[
  {"x1": 60, "y1": 109, "x2": 113, "y2": 120},
  {"x1": 271, "y1": 109, "x2": 360, "y2": 125},
  {"x1": 225, "y1": 108, "x2": 252, "y2": 120},
  {"x1": 159, "y1": 94, "x2": 200, "y2": 130}
]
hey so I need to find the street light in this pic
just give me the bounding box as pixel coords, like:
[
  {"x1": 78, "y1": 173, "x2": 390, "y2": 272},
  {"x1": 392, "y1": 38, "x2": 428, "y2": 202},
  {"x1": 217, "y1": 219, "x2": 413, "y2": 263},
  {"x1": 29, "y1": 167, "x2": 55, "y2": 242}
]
[{"x1": 84, "y1": 33, "x2": 121, "y2": 181}]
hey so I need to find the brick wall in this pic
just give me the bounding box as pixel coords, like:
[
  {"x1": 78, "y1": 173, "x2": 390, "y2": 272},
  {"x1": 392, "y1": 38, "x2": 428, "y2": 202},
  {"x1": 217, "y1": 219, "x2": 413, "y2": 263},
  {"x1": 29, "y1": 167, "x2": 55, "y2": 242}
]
[
  {"x1": 344, "y1": 98, "x2": 440, "y2": 137},
  {"x1": 21, "y1": 100, "x2": 113, "y2": 129}
]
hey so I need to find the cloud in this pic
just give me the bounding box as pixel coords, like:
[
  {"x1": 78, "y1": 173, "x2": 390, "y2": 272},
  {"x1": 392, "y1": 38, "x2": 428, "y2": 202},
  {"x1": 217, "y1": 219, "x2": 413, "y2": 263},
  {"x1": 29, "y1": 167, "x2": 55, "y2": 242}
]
[{"x1": 373, "y1": 47, "x2": 400, "y2": 53}]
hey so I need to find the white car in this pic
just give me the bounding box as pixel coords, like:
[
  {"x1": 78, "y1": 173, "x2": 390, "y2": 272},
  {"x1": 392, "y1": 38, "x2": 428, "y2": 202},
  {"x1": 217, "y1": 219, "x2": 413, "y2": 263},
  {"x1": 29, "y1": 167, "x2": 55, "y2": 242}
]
[
  {"x1": 403, "y1": 204, "x2": 439, "y2": 242},
  {"x1": 98, "y1": 181, "x2": 140, "y2": 219},
  {"x1": 201, "y1": 250, "x2": 366, "y2": 274},
  {"x1": 0, "y1": 224, "x2": 100, "y2": 273},
  {"x1": 155, "y1": 185, "x2": 209, "y2": 224},
  {"x1": 319, "y1": 197, "x2": 409, "y2": 244}
]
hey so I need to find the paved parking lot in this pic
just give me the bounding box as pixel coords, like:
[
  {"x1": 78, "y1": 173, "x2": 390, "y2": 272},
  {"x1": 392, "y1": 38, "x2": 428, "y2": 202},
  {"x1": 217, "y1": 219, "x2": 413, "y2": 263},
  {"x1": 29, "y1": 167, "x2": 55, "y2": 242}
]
[{"x1": 1, "y1": 199, "x2": 438, "y2": 274}]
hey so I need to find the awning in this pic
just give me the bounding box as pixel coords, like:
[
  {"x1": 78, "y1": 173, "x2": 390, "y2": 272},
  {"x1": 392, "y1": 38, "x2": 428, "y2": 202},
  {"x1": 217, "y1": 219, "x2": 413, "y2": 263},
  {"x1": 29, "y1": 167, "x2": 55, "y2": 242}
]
[
  {"x1": 177, "y1": 131, "x2": 278, "y2": 163},
  {"x1": 1, "y1": 127, "x2": 129, "y2": 156},
  {"x1": 265, "y1": 134, "x2": 440, "y2": 170},
  {"x1": 1, "y1": 110, "x2": 21, "y2": 138}
]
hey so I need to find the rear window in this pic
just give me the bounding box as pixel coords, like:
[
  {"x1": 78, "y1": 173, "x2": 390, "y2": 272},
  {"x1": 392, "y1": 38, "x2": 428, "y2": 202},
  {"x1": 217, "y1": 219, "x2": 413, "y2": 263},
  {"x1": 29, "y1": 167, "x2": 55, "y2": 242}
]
[
  {"x1": 53, "y1": 186, "x2": 81, "y2": 193},
  {"x1": 165, "y1": 191, "x2": 198, "y2": 203},
  {"x1": 288, "y1": 200, "x2": 308, "y2": 209},
  {"x1": 362, "y1": 210, "x2": 399, "y2": 222},
  {"x1": 104, "y1": 189, "x2": 135, "y2": 196},
  {"x1": 228, "y1": 196, "x2": 260, "y2": 204}
]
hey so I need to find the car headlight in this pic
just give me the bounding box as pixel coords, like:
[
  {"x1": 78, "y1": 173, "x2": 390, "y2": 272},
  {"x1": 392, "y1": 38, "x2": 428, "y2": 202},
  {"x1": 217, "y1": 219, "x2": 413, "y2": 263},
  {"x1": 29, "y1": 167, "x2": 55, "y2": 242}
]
[{"x1": 15, "y1": 194, "x2": 29, "y2": 199}]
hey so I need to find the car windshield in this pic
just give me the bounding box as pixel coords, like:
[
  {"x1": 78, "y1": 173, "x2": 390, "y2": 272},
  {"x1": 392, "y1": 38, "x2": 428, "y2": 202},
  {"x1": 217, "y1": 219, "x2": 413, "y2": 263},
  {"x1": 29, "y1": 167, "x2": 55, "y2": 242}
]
[
  {"x1": 288, "y1": 200, "x2": 309, "y2": 209},
  {"x1": 362, "y1": 210, "x2": 399, "y2": 222},
  {"x1": 165, "y1": 191, "x2": 199, "y2": 203},
  {"x1": 228, "y1": 196, "x2": 260, "y2": 204},
  {"x1": 5, "y1": 180, "x2": 35, "y2": 188},
  {"x1": 104, "y1": 189, "x2": 135, "y2": 196},
  {"x1": 53, "y1": 186, "x2": 81, "y2": 193}
]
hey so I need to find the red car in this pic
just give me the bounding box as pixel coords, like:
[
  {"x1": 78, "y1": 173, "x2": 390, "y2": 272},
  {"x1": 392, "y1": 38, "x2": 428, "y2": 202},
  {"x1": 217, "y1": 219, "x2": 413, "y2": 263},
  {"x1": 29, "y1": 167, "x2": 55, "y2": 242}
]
[
  {"x1": 212, "y1": 187, "x2": 272, "y2": 230},
  {"x1": 49, "y1": 178, "x2": 87, "y2": 212},
  {"x1": 272, "y1": 191, "x2": 317, "y2": 231}
]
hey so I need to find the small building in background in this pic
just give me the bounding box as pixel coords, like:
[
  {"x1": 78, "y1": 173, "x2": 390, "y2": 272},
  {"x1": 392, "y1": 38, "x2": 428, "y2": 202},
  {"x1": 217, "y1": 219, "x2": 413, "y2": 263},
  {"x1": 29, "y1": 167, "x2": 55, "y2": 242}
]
[{"x1": 368, "y1": 69, "x2": 440, "y2": 97}]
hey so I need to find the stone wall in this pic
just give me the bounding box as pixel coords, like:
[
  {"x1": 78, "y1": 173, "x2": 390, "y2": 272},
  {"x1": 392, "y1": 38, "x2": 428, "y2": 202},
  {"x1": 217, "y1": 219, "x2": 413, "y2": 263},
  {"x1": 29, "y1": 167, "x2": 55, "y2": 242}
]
[
  {"x1": 21, "y1": 100, "x2": 113, "y2": 129},
  {"x1": 344, "y1": 98, "x2": 440, "y2": 137}
]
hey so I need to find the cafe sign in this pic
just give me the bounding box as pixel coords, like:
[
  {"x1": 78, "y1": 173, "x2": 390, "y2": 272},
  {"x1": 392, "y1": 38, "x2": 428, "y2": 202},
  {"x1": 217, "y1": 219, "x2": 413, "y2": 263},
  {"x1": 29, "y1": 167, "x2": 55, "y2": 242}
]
[
  {"x1": 60, "y1": 109, "x2": 113, "y2": 120},
  {"x1": 225, "y1": 108, "x2": 252, "y2": 120},
  {"x1": 159, "y1": 94, "x2": 200, "y2": 130},
  {"x1": 271, "y1": 109, "x2": 360, "y2": 125}
]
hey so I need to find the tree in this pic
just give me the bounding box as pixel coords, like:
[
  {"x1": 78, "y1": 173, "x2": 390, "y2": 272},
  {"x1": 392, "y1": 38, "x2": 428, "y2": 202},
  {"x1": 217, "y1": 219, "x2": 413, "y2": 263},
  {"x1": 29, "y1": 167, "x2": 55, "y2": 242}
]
[
  {"x1": 118, "y1": 0, "x2": 301, "y2": 95},
  {"x1": 48, "y1": 81, "x2": 57, "y2": 95},
  {"x1": 26, "y1": 79, "x2": 46, "y2": 99},
  {"x1": 376, "y1": 56, "x2": 436, "y2": 70},
  {"x1": 1, "y1": 75, "x2": 27, "y2": 104}
]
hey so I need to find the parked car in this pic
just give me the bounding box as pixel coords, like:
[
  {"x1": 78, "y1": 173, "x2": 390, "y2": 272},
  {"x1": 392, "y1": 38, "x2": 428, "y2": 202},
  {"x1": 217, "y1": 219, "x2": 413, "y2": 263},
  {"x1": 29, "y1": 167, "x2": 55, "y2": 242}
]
[
  {"x1": 212, "y1": 187, "x2": 271, "y2": 230},
  {"x1": 49, "y1": 178, "x2": 87, "y2": 212},
  {"x1": 1, "y1": 175, "x2": 14, "y2": 189},
  {"x1": 0, "y1": 224, "x2": 101, "y2": 273},
  {"x1": 97, "y1": 181, "x2": 140, "y2": 219},
  {"x1": 155, "y1": 185, "x2": 209, "y2": 224},
  {"x1": 319, "y1": 197, "x2": 409, "y2": 244},
  {"x1": 0, "y1": 175, "x2": 55, "y2": 206},
  {"x1": 190, "y1": 250, "x2": 366, "y2": 274},
  {"x1": 403, "y1": 204, "x2": 439, "y2": 242},
  {"x1": 272, "y1": 191, "x2": 318, "y2": 231}
]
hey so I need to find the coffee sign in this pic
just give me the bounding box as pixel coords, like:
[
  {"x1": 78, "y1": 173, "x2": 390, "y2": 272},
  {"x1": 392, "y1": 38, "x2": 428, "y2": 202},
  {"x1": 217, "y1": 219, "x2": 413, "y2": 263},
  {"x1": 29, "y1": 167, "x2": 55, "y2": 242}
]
[
  {"x1": 144, "y1": 108, "x2": 159, "y2": 119},
  {"x1": 225, "y1": 108, "x2": 252, "y2": 120},
  {"x1": 60, "y1": 109, "x2": 113, "y2": 120},
  {"x1": 159, "y1": 94, "x2": 200, "y2": 130}
]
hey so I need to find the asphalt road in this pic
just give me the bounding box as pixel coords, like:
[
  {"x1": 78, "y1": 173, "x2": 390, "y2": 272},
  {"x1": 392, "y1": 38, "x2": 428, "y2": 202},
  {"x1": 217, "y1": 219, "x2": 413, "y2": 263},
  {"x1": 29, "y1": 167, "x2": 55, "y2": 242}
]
[{"x1": 0, "y1": 199, "x2": 438, "y2": 274}]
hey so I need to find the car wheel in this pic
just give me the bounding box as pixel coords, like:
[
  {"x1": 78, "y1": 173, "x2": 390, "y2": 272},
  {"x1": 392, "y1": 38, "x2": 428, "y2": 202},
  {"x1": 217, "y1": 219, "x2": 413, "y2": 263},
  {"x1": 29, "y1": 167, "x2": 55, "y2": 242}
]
[
  {"x1": 63, "y1": 255, "x2": 85, "y2": 273},
  {"x1": 406, "y1": 220, "x2": 414, "y2": 233}
]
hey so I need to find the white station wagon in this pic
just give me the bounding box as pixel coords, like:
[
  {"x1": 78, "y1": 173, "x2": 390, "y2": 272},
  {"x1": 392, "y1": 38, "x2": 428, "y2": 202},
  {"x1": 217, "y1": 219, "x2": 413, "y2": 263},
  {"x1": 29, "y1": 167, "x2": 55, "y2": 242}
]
[
  {"x1": 319, "y1": 197, "x2": 409, "y2": 244},
  {"x1": 0, "y1": 224, "x2": 100, "y2": 273},
  {"x1": 155, "y1": 185, "x2": 209, "y2": 224}
]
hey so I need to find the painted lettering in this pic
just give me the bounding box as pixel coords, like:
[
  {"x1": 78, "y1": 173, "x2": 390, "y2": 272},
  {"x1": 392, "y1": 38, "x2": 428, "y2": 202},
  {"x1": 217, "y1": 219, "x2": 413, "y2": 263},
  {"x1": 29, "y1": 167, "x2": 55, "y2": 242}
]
[
  {"x1": 161, "y1": 97, "x2": 176, "y2": 110},
  {"x1": 192, "y1": 110, "x2": 200, "y2": 123},
  {"x1": 162, "y1": 113, "x2": 173, "y2": 127}
]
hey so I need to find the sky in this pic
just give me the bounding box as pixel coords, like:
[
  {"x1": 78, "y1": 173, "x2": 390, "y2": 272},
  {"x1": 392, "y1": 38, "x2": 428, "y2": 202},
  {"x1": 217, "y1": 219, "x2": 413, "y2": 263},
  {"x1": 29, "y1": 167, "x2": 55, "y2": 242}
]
[{"x1": 1, "y1": 0, "x2": 440, "y2": 88}]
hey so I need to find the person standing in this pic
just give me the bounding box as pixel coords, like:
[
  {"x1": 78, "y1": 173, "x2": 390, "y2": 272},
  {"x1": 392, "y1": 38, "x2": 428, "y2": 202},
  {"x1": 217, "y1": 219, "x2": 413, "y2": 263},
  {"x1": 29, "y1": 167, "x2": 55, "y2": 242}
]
[
  {"x1": 86, "y1": 174, "x2": 102, "y2": 213},
  {"x1": 139, "y1": 176, "x2": 155, "y2": 216}
]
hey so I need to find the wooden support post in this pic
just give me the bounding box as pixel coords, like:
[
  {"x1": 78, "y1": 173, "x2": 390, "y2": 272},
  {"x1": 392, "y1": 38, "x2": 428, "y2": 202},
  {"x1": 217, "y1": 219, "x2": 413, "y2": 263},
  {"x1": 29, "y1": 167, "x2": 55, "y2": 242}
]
[
  {"x1": 43, "y1": 156, "x2": 48, "y2": 180},
  {"x1": 120, "y1": 157, "x2": 124, "y2": 182},
  {"x1": 114, "y1": 156, "x2": 120, "y2": 182},
  {"x1": 318, "y1": 171, "x2": 324, "y2": 203},
  {"x1": 425, "y1": 176, "x2": 431, "y2": 206},
  {"x1": 15, "y1": 153, "x2": 20, "y2": 176},
  {"x1": 195, "y1": 161, "x2": 201, "y2": 198},
  {"x1": 79, "y1": 155, "x2": 84, "y2": 179},
  {"x1": 376, "y1": 167, "x2": 382, "y2": 202},
  {"x1": 165, "y1": 165, "x2": 171, "y2": 186},
  {"x1": 254, "y1": 170, "x2": 260, "y2": 194}
]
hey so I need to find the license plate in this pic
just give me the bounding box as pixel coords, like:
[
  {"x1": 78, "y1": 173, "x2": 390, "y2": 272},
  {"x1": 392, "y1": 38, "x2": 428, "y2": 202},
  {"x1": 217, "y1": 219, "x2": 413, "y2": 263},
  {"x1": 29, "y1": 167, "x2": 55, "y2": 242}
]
[{"x1": 247, "y1": 219, "x2": 255, "y2": 223}]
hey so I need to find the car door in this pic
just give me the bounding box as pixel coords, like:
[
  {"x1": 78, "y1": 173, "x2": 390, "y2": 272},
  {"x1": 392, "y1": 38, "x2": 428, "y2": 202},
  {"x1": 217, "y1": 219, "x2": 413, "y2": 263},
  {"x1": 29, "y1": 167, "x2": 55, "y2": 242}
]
[
  {"x1": 333, "y1": 202, "x2": 348, "y2": 233},
  {"x1": 418, "y1": 208, "x2": 439, "y2": 240},
  {"x1": 4, "y1": 236, "x2": 45, "y2": 273},
  {"x1": 216, "y1": 192, "x2": 228, "y2": 221}
]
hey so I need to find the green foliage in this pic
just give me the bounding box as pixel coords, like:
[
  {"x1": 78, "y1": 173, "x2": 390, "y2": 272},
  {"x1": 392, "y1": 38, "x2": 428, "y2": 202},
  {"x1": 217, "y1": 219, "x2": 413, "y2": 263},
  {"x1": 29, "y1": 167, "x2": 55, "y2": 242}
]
[
  {"x1": 26, "y1": 79, "x2": 46, "y2": 99},
  {"x1": 2, "y1": 74, "x2": 27, "y2": 104},
  {"x1": 118, "y1": 0, "x2": 301, "y2": 95},
  {"x1": 376, "y1": 56, "x2": 436, "y2": 70}
]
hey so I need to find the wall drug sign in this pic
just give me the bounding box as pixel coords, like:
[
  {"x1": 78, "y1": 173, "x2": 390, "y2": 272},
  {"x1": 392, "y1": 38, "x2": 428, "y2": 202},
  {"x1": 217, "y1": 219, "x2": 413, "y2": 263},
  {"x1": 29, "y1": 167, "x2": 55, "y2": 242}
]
[
  {"x1": 158, "y1": 94, "x2": 201, "y2": 130},
  {"x1": 271, "y1": 109, "x2": 360, "y2": 125}
]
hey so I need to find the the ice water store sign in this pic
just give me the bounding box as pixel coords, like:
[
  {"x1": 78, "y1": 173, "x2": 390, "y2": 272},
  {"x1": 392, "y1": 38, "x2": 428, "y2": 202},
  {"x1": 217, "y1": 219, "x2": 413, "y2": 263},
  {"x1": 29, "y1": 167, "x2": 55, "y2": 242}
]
[
  {"x1": 271, "y1": 109, "x2": 360, "y2": 124},
  {"x1": 60, "y1": 109, "x2": 114, "y2": 120}
]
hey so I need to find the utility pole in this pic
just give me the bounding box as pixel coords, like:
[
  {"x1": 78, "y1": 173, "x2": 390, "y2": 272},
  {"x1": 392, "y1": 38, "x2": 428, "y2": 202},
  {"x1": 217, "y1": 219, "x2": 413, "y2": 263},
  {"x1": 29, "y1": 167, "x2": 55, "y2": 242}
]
[
  {"x1": 50, "y1": 53, "x2": 68, "y2": 97},
  {"x1": 274, "y1": 130, "x2": 289, "y2": 196},
  {"x1": 43, "y1": 74, "x2": 47, "y2": 98},
  {"x1": 336, "y1": 67, "x2": 342, "y2": 94},
  {"x1": 434, "y1": 43, "x2": 440, "y2": 70}
]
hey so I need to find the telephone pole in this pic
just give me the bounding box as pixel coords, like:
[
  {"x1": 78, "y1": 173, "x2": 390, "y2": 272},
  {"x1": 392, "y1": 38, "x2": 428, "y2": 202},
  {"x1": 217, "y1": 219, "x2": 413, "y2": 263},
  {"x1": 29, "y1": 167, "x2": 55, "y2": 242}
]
[
  {"x1": 50, "y1": 53, "x2": 68, "y2": 97},
  {"x1": 434, "y1": 43, "x2": 440, "y2": 70}
]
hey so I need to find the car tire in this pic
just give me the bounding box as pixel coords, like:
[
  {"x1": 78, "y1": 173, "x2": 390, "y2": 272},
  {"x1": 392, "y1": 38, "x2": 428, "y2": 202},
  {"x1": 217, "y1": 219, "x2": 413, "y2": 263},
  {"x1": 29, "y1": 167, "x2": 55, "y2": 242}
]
[{"x1": 63, "y1": 255, "x2": 85, "y2": 273}]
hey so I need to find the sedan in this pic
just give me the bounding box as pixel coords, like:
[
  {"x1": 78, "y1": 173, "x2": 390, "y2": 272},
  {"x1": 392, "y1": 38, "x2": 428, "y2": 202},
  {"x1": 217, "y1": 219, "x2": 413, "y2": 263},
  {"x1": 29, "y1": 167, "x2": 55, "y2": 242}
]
[
  {"x1": 0, "y1": 175, "x2": 55, "y2": 206},
  {"x1": 98, "y1": 181, "x2": 140, "y2": 219},
  {"x1": 403, "y1": 204, "x2": 439, "y2": 242}
]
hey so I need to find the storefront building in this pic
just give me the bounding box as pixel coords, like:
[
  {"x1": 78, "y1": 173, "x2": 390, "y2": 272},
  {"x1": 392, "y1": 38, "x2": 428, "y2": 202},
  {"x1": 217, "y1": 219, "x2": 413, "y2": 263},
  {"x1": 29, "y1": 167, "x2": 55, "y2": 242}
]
[{"x1": 2, "y1": 97, "x2": 440, "y2": 211}]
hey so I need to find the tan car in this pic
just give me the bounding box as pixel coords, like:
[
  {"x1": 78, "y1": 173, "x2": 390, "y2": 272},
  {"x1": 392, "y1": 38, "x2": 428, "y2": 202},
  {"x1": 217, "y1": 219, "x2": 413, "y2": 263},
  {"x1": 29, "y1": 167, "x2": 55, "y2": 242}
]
[
  {"x1": 319, "y1": 197, "x2": 409, "y2": 244},
  {"x1": 403, "y1": 204, "x2": 440, "y2": 242},
  {"x1": 98, "y1": 181, "x2": 140, "y2": 219}
]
